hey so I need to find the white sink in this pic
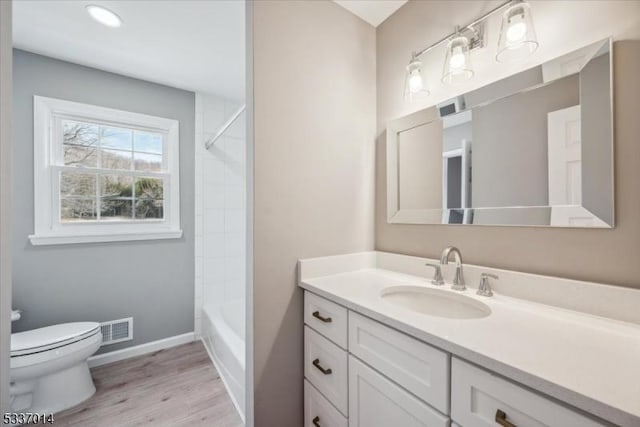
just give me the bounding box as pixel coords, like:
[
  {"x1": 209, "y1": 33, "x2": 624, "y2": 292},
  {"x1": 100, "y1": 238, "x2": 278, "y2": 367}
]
[{"x1": 380, "y1": 285, "x2": 491, "y2": 319}]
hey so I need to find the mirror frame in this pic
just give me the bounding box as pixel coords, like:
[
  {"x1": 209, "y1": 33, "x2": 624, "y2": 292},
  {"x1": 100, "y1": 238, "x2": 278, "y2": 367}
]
[{"x1": 386, "y1": 38, "x2": 614, "y2": 228}]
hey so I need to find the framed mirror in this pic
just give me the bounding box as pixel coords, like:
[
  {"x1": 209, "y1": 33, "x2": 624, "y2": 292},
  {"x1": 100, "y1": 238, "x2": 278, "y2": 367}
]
[{"x1": 386, "y1": 38, "x2": 613, "y2": 228}]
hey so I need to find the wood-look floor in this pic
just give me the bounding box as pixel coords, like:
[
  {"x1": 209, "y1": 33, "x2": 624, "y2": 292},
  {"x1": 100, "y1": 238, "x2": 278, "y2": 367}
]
[{"x1": 52, "y1": 341, "x2": 243, "y2": 427}]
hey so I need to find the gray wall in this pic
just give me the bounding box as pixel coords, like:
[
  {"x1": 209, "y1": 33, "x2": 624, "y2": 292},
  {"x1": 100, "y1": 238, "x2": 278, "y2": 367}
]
[
  {"x1": 12, "y1": 50, "x2": 195, "y2": 352},
  {"x1": 581, "y1": 52, "x2": 613, "y2": 225},
  {"x1": 472, "y1": 74, "x2": 579, "y2": 208}
]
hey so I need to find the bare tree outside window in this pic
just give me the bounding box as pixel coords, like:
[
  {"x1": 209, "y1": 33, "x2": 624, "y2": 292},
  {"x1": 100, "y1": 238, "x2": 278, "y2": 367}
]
[{"x1": 60, "y1": 120, "x2": 165, "y2": 222}]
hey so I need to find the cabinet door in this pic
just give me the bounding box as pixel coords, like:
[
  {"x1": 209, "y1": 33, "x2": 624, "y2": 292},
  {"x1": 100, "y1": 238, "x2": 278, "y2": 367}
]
[
  {"x1": 451, "y1": 358, "x2": 607, "y2": 427},
  {"x1": 349, "y1": 356, "x2": 450, "y2": 427},
  {"x1": 349, "y1": 311, "x2": 450, "y2": 413}
]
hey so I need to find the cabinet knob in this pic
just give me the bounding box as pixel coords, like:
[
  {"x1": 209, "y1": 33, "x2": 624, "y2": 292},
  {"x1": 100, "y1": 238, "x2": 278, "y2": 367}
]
[
  {"x1": 495, "y1": 409, "x2": 516, "y2": 427},
  {"x1": 312, "y1": 416, "x2": 321, "y2": 427},
  {"x1": 312, "y1": 358, "x2": 332, "y2": 375},
  {"x1": 312, "y1": 311, "x2": 332, "y2": 323}
]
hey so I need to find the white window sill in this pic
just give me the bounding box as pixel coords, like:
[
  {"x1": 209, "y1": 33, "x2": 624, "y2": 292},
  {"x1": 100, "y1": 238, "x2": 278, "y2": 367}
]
[{"x1": 28, "y1": 230, "x2": 183, "y2": 246}]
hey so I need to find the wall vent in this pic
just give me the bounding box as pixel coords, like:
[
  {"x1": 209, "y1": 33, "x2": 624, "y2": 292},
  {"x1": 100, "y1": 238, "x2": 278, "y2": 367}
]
[{"x1": 100, "y1": 317, "x2": 133, "y2": 345}]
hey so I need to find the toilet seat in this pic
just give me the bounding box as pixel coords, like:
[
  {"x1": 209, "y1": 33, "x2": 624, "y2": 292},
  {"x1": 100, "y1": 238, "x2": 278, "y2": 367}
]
[{"x1": 11, "y1": 322, "x2": 101, "y2": 357}]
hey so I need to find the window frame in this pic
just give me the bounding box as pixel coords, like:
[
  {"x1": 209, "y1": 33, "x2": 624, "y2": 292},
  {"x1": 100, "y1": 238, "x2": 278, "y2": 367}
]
[{"x1": 30, "y1": 96, "x2": 182, "y2": 245}]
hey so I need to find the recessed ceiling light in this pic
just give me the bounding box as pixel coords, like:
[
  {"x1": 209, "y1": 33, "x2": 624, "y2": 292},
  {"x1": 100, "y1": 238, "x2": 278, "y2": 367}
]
[{"x1": 86, "y1": 5, "x2": 122, "y2": 28}]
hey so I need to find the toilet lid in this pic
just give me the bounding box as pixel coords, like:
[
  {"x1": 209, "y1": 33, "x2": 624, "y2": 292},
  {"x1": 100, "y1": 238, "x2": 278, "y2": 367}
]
[{"x1": 11, "y1": 322, "x2": 101, "y2": 357}]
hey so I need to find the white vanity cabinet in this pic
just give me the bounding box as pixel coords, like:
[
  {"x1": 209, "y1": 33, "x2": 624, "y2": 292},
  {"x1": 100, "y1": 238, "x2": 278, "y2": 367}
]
[{"x1": 303, "y1": 291, "x2": 609, "y2": 427}]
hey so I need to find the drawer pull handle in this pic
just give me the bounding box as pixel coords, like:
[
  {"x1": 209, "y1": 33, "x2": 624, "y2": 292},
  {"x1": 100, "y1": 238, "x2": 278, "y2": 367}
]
[
  {"x1": 495, "y1": 409, "x2": 516, "y2": 427},
  {"x1": 312, "y1": 358, "x2": 332, "y2": 375},
  {"x1": 312, "y1": 416, "x2": 321, "y2": 427},
  {"x1": 312, "y1": 311, "x2": 332, "y2": 323}
]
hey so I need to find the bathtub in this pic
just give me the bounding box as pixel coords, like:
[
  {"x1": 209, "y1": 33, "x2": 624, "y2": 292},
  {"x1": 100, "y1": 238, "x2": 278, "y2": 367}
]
[{"x1": 202, "y1": 300, "x2": 245, "y2": 420}]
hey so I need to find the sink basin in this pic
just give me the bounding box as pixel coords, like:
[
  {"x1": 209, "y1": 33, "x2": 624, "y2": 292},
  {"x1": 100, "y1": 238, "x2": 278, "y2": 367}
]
[{"x1": 380, "y1": 285, "x2": 491, "y2": 319}]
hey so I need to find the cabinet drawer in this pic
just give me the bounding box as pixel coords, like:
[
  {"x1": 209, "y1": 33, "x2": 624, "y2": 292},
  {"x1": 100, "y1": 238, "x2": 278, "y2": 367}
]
[
  {"x1": 451, "y1": 358, "x2": 606, "y2": 427},
  {"x1": 305, "y1": 326, "x2": 348, "y2": 416},
  {"x1": 348, "y1": 311, "x2": 450, "y2": 414},
  {"x1": 305, "y1": 291, "x2": 348, "y2": 348},
  {"x1": 305, "y1": 380, "x2": 348, "y2": 427},
  {"x1": 349, "y1": 356, "x2": 450, "y2": 427}
]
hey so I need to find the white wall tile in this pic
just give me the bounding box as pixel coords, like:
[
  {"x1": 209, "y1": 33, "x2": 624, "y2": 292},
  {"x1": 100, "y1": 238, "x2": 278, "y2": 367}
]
[
  {"x1": 225, "y1": 185, "x2": 245, "y2": 209},
  {"x1": 203, "y1": 109, "x2": 227, "y2": 134},
  {"x1": 204, "y1": 209, "x2": 225, "y2": 234},
  {"x1": 204, "y1": 95, "x2": 226, "y2": 113},
  {"x1": 225, "y1": 210, "x2": 244, "y2": 233},
  {"x1": 195, "y1": 92, "x2": 246, "y2": 319},
  {"x1": 204, "y1": 232, "x2": 225, "y2": 258},
  {"x1": 204, "y1": 185, "x2": 226, "y2": 209}
]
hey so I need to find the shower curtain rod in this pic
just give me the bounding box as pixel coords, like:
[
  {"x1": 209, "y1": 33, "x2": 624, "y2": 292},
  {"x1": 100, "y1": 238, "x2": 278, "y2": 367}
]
[{"x1": 205, "y1": 104, "x2": 246, "y2": 150}]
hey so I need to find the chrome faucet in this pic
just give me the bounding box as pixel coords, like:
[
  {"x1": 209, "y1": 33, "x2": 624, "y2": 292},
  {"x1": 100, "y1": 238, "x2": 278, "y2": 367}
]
[
  {"x1": 425, "y1": 263, "x2": 445, "y2": 286},
  {"x1": 440, "y1": 246, "x2": 466, "y2": 291},
  {"x1": 477, "y1": 273, "x2": 498, "y2": 297}
]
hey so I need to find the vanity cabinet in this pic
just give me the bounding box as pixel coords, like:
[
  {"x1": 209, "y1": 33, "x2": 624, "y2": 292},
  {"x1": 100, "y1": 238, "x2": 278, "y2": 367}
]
[{"x1": 303, "y1": 291, "x2": 608, "y2": 427}]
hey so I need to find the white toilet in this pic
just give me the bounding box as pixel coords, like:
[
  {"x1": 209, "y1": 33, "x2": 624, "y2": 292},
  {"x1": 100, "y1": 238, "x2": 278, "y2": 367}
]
[{"x1": 10, "y1": 311, "x2": 102, "y2": 414}]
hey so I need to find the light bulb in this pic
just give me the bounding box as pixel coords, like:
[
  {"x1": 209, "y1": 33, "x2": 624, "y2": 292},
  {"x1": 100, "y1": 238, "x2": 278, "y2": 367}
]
[
  {"x1": 409, "y1": 71, "x2": 423, "y2": 93},
  {"x1": 86, "y1": 5, "x2": 122, "y2": 28},
  {"x1": 507, "y1": 21, "x2": 527, "y2": 43},
  {"x1": 449, "y1": 46, "x2": 466, "y2": 70}
]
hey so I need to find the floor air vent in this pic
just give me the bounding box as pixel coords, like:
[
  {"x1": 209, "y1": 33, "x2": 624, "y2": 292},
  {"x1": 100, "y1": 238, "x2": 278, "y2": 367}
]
[{"x1": 100, "y1": 317, "x2": 133, "y2": 345}]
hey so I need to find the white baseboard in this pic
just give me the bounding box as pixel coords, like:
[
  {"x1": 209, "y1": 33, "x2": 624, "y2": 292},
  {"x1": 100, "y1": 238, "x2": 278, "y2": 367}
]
[{"x1": 88, "y1": 332, "x2": 195, "y2": 368}]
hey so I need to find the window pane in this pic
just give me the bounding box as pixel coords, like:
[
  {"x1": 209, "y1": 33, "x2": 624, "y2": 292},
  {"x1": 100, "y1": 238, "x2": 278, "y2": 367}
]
[
  {"x1": 135, "y1": 199, "x2": 163, "y2": 219},
  {"x1": 100, "y1": 175, "x2": 133, "y2": 198},
  {"x1": 135, "y1": 177, "x2": 164, "y2": 219},
  {"x1": 63, "y1": 121, "x2": 99, "y2": 147},
  {"x1": 64, "y1": 144, "x2": 98, "y2": 167},
  {"x1": 100, "y1": 175, "x2": 133, "y2": 220},
  {"x1": 61, "y1": 172, "x2": 96, "y2": 197},
  {"x1": 101, "y1": 199, "x2": 133, "y2": 221},
  {"x1": 100, "y1": 126, "x2": 132, "y2": 151},
  {"x1": 61, "y1": 198, "x2": 96, "y2": 222},
  {"x1": 134, "y1": 131, "x2": 163, "y2": 154},
  {"x1": 101, "y1": 149, "x2": 132, "y2": 170},
  {"x1": 134, "y1": 152, "x2": 163, "y2": 172},
  {"x1": 63, "y1": 121, "x2": 99, "y2": 167}
]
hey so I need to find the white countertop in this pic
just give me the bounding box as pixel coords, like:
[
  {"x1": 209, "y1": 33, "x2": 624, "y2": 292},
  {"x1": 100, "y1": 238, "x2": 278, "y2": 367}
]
[{"x1": 299, "y1": 265, "x2": 640, "y2": 426}]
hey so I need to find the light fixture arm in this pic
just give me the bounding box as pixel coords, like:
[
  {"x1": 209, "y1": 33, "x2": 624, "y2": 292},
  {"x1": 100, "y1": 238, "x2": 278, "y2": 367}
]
[{"x1": 413, "y1": 0, "x2": 516, "y2": 59}]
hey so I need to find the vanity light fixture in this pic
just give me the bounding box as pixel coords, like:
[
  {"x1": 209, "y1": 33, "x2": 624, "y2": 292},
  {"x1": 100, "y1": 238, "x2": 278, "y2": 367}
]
[
  {"x1": 403, "y1": 52, "x2": 430, "y2": 100},
  {"x1": 496, "y1": 1, "x2": 539, "y2": 62},
  {"x1": 86, "y1": 5, "x2": 122, "y2": 28},
  {"x1": 402, "y1": 0, "x2": 538, "y2": 99},
  {"x1": 441, "y1": 28, "x2": 474, "y2": 86}
]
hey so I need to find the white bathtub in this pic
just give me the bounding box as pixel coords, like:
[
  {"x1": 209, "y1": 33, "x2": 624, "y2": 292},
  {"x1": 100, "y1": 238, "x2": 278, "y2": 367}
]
[{"x1": 202, "y1": 300, "x2": 245, "y2": 420}]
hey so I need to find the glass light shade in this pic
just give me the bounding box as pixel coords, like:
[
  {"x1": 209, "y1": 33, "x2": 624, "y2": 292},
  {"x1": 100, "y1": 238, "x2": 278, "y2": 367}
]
[
  {"x1": 403, "y1": 56, "x2": 430, "y2": 101},
  {"x1": 441, "y1": 36, "x2": 474, "y2": 86},
  {"x1": 496, "y1": 1, "x2": 538, "y2": 62}
]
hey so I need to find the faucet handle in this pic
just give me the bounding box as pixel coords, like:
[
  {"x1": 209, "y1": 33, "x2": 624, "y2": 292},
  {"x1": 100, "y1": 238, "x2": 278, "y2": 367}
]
[
  {"x1": 425, "y1": 263, "x2": 445, "y2": 286},
  {"x1": 477, "y1": 273, "x2": 498, "y2": 297}
]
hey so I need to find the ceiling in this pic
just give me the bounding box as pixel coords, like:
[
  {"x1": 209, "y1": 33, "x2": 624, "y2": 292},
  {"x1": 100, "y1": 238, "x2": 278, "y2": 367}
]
[
  {"x1": 333, "y1": 0, "x2": 408, "y2": 27},
  {"x1": 13, "y1": 0, "x2": 245, "y2": 100}
]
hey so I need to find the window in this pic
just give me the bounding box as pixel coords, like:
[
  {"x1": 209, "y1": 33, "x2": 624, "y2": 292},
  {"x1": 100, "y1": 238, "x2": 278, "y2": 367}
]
[{"x1": 31, "y1": 96, "x2": 181, "y2": 245}]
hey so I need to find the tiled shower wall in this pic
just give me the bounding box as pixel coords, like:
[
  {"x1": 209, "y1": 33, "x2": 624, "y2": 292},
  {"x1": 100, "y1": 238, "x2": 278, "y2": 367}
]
[{"x1": 194, "y1": 93, "x2": 246, "y2": 336}]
